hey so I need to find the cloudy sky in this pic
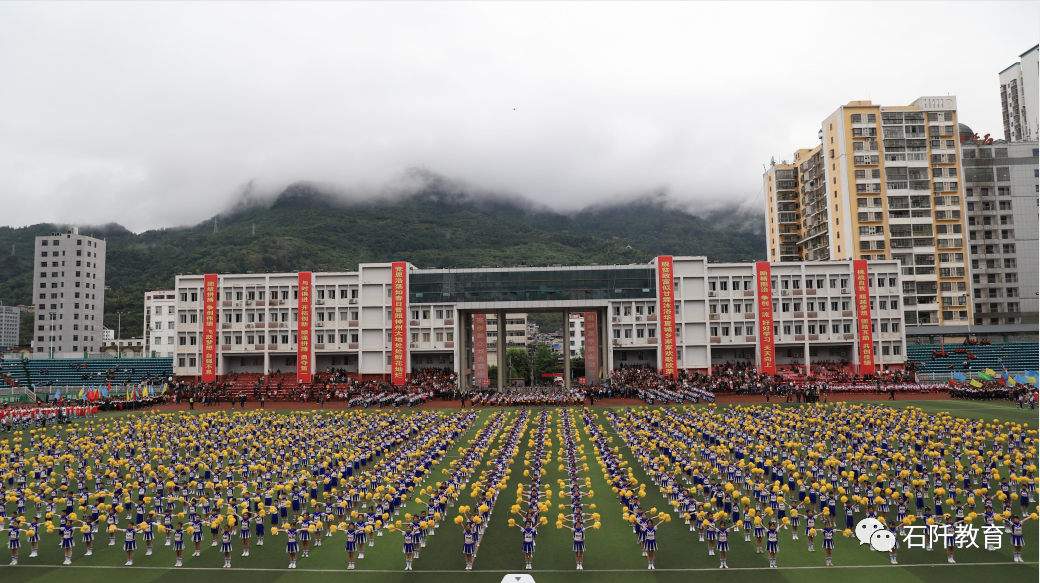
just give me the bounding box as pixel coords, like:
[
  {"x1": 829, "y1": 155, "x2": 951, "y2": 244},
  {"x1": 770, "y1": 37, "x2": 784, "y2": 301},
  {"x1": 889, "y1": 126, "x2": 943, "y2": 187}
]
[{"x1": 1, "y1": 2, "x2": 1036, "y2": 232}]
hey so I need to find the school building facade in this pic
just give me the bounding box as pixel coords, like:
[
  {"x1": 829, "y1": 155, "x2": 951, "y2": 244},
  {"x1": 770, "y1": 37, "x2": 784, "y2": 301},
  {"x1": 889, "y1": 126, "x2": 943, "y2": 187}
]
[{"x1": 172, "y1": 257, "x2": 908, "y2": 389}]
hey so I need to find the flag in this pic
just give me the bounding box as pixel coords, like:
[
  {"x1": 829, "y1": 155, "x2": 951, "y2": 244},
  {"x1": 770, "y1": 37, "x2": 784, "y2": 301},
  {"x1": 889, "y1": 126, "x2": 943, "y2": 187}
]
[
  {"x1": 78, "y1": 387, "x2": 85, "y2": 400},
  {"x1": 953, "y1": 372, "x2": 967, "y2": 383},
  {"x1": 126, "y1": 387, "x2": 131, "y2": 401},
  {"x1": 161, "y1": 383, "x2": 168, "y2": 395},
  {"x1": 984, "y1": 368, "x2": 996, "y2": 377},
  {"x1": 142, "y1": 385, "x2": 149, "y2": 398},
  {"x1": 969, "y1": 379, "x2": 983, "y2": 388},
  {"x1": 54, "y1": 389, "x2": 60, "y2": 401},
  {"x1": 101, "y1": 386, "x2": 109, "y2": 398},
  {"x1": 1004, "y1": 374, "x2": 1016, "y2": 387},
  {"x1": 977, "y1": 371, "x2": 993, "y2": 381},
  {"x1": 1015, "y1": 374, "x2": 1031, "y2": 386}
]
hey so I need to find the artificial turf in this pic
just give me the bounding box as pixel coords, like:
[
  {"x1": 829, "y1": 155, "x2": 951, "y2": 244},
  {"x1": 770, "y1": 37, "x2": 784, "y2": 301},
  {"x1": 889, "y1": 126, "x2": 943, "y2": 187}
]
[{"x1": 0, "y1": 401, "x2": 1036, "y2": 583}]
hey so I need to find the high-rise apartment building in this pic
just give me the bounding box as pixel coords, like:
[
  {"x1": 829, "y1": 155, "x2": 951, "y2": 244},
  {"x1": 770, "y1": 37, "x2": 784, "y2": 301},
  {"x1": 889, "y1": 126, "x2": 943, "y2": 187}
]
[
  {"x1": 999, "y1": 45, "x2": 1039, "y2": 143},
  {"x1": 765, "y1": 97, "x2": 971, "y2": 328},
  {"x1": 961, "y1": 136, "x2": 1039, "y2": 325},
  {"x1": 0, "y1": 305, "x2": 21, "y2": 349},
  {"x1": 30, "y1": 227, "x2": 106, "y2": 355},
  {"x1": 144, "y1": 290, "x2": 177, "y2": 357}
]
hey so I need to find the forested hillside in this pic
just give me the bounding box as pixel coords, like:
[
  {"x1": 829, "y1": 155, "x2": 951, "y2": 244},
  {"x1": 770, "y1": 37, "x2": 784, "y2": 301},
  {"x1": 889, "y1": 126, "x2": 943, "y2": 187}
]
[{"x1": 0, "y1": 183, "x2": 765, "y2": 344}]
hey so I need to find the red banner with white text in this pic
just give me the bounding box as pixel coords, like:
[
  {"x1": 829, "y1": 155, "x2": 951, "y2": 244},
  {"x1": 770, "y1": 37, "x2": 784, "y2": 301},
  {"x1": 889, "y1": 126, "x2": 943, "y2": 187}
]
[
  {"x1": 201, "y1": 274, "x2": 218, "y2": 382},
  {"x1": 391, "y1": 262, "x2": 408, "y2": 385},
  {"x1": 755, "y1": 262, "x2": 775, "y2": 376},
  {"x1": 297, "y1": 272, "x2": 313, "y2": 383},
  {"x1": 473, "y1": 314, "x2": 488, "y2": 387},
  {"x1": 657, "y1": 256, "x2": 677, "y2": 377},
  {"x1": 853, "y1": 260, "x2": 875, "y2": 375},
  {"x1": 584, "y1": 311, "x2": 599, "y2": 381}
]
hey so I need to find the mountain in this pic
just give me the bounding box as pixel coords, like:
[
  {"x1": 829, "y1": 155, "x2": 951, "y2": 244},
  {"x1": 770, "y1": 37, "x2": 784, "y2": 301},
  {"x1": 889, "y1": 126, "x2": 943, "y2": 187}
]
[{"x1": 0, "y1": 182, "x2": 765, "y2": 345}]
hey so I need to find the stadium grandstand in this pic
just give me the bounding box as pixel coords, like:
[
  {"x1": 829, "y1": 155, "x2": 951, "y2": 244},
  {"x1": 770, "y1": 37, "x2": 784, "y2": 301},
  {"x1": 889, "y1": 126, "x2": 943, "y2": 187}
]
[
  {"x1": 908, "y1": 341, "x2": 1038, "y2": 378},
  {"x1": 0, "y1": 357, "x2": 172, "y2": 389}
]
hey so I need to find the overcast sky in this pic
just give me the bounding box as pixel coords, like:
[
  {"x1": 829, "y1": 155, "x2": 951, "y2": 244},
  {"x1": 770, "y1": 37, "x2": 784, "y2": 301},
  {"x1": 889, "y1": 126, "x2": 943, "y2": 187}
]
[{"x1": 1, "y1": 2, "x2": 1036, "y2": 232}]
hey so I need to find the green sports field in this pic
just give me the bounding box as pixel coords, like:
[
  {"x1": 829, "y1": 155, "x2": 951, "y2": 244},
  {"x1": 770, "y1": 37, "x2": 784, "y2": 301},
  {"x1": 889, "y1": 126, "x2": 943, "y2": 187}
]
[{"x1": 1, "y1": 400, "x2": 1037, "y2": 583}]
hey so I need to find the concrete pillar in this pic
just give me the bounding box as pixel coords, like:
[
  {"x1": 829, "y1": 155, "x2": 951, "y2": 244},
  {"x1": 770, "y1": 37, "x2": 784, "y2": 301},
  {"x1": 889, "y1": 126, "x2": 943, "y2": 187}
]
[
  {"x1": 563, "y1": 308, "x2": 571, "y2": 390},
  {"x1": 497, "y1": 309, "x2": 506, "y2": 390},
  {"x1": 600, "y1": 307, "x2": 609, "y2": 383}
]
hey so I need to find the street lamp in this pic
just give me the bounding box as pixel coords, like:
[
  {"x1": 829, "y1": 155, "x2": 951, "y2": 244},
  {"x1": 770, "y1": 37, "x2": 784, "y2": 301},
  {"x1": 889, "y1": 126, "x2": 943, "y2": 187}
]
[{"x1": 116, "y1": 311, "x2": 124, "y2": 359}]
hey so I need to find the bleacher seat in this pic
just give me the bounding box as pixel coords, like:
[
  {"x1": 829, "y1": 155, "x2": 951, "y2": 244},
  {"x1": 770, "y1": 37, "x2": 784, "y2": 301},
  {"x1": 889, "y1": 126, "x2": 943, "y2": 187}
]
[
  {"x1": 5, "y1": 358, "x2": 174, "y2": 388},
  {"x1": 907, "y1": 342, "x2": 1038, "y2": 375}
]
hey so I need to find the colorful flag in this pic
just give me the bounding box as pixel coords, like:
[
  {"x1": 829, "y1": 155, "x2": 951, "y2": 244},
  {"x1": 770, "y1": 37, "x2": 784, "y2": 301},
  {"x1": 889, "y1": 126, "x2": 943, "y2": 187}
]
[
  {"x1": 1015, "y1": 374, "x2": 1030, "y2": 386},
  {"x1": 78, "y1": 387, "x2": 85, "y2": 400},
  {"x1": 969, "y1": 379, "x2": 983, "y2": 388},
  {"x1": 953, "y1": 372, "x2": 967, "y2": 383},
  {"x1": 984, "y1": 368, "x2": 996, "y2": 377},
  {"x1": 977, "y1": 371, "x2": 993, "y2": 381},
  {"x1": 161, "y1": 383, "x2": 168, "y2": 395}
]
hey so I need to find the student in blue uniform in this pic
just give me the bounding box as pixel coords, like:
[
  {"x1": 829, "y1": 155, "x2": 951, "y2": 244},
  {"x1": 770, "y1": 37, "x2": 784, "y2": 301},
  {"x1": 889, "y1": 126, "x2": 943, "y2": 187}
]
[
  {"x1": 508, "y1": 519, "x2": 537, "y2": 569},
  {"x1": 643, "y1": 517, "x2": 658, "y2": 570},
  {"x1": 766, "y1": 520, "x2": 780, "y2": 568},
  {"x1": 219, "y1": 524, "x2": 234, "y2": 568},
  {"x1": 273, "y1": 521, "x2": 299, "y2": 569},
  {"x1": 115, "y1": 522, "x2": 138, "y2": 566},
  {"x1": 172, "y1": 522, "x2": 185, "y2": 567},
  {"x1": 189, "y1": 517, "x2": 204, "y2": 556},
  {"x1": 343, "y1": 522, "x2": 359, "y2": 570},
  {"x1": 461, "y1": 521, "x2": 478, "y2": 570},
  {"x1": 716, "y1": 519, "x2": 740, "y2": 569},
  {"x1": 1008, "y1": 514, "x2": 1031, "y2": 562},
  {"x1": 819, "y1": 517, "x2": 836, "y2": 565},
  {"x1": 2, "y1": 519, "x2": 23, "y2": 565},
  {"x1": 26, "y1": 518, "x2": 41, "y2": 559},
  {"x1": 400, "y1": 524, "x2": 417, "y2": 570},
  {"x1": 59, "y1": 520, "x2": 76, "y2": 565},
  {"x1": 560, "y1": 517, "x2": 587, "y2": 570}
]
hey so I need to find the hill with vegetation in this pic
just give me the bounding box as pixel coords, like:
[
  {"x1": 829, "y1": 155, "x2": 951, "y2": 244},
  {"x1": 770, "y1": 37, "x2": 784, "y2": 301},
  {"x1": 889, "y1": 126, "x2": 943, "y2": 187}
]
[{"x1": 0, "y1": 182, "x2": 765, "y2": 345}]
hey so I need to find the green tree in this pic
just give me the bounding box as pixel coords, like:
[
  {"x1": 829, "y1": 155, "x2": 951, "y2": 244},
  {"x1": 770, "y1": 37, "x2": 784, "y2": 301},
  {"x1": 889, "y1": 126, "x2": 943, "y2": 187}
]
[
  {"x1": 533, "y1": 343, "x2": 559, "y2": 384},
  {"x1": 488, "y1": 365, "x2": 498, "y2": 388},
  {"x1": 570, "y1": 346, "x2": 585, "y2": 379},
  {"x1": 506, "y1": 347, "x2": 530, "y2": 383}
]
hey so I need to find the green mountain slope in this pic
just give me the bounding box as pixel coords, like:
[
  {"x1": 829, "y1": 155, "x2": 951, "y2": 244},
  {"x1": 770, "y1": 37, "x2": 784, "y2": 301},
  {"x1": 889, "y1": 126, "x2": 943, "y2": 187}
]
[{"x1": 0, "y1": 183, "x2": 765, "y2": 345}]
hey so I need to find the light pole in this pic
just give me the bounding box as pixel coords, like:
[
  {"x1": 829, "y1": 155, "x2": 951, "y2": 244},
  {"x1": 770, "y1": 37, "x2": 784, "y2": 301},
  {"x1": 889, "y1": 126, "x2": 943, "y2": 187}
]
[{"x1": 117, "y1": 311, "x2": 124, "y2": 359}]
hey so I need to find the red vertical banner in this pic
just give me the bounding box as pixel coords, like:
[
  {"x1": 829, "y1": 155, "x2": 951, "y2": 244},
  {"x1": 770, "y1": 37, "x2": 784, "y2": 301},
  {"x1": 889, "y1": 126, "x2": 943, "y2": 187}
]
[
  {"x1": 657, "y1": 256, "x2": 677, "y2": 377},
  {"x1": 755, "y1": 262, "x2": 775, "y2": 376},
  {"x1": 391, "y1": 262, "x2": 408, "y2": 385},
  {"x1": 473, "y1": 314, "x2": 488, "y2": 387},
  {"x1": 297, "y1": 272, "x2": 312, "y2": 383},
  {"x1": 584, "y1": 311, "x2": 599, "y2": 381},
  {"x1": 853, "y1": 260, "x2": 875, "y2": 375},
  {"x1": 201, "y1": 274, "x2": 218, "y2": 382}
]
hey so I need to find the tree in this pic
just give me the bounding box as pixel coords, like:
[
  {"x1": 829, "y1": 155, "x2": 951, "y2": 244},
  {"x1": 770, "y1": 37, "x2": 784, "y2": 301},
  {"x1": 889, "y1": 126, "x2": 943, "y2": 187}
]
[
  {"x1": 506, "y1": 348, "x2": 530, "y2": 383},
  {"x1": 488, "y1": 365, "x2": 498, "y2": 388},
  {"x1": 570, "y1": 346, "x2": 585, "y2": 379},
  {"x1": 533, "y1": 343, "x2": 559, "y2": 385}
]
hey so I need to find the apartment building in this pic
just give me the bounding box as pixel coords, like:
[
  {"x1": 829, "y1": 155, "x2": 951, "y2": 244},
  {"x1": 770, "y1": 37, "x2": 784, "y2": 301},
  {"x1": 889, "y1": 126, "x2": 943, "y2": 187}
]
[
  {"x1": 30, "y1": 227, "x2": 106, "y2": 355},
  {"x1": 144, "y1": 290, "x2": 177, "y2": 357},
  {"x1": 765, "y1": 96, "x2": 971, "y2": 328},
  {"x1": 961, "y1": 137, "x2": 1040, "y2": 325},
  {"x1": 0, "y1": 305, "x2": 20, "y2": 349},
  {"x1": 486, "y1": 313, "x2": 528, "y2": 366},
  {"x1": 172, "y1": 258, "x2": 906, "y2": 388},
  {"x1": 1000, "y1": 45, "x2": 1039, "y2": 143}
]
